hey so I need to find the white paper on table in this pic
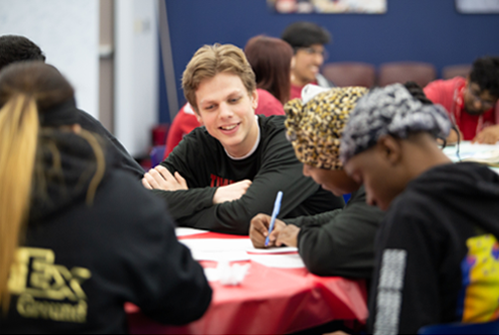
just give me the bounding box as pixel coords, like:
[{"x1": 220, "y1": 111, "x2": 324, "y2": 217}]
[
  {"x1": 246, "y1": 246, "x2": 298, "y2": 254},
  {"x1": 250, "y1": 253, "x2": 305, "y2": 268},
  {"x1": 180, "y1": 238, "x2": 253, "y2": 262},
  {"x1": 175, "y1": 227, "x2": 209, "y2": 237},
  {"x1": 443, "y1": 141, "x2": 499, "y2": 162}
]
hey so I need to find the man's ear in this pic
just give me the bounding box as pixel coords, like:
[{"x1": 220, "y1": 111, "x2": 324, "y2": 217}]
[
  {"x1": 251, "y1": 89, "x2": 259, "y2": 110},
  {"x1": 377, "y1": 135, "x2": 402, "y2": 166}
]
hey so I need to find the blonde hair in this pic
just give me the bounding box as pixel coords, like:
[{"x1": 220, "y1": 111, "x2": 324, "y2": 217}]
[
  {"x1": 0, "y1": 62, "x2": 105, "y2": 312},
  {"x1": 0, "y1": 95, "x2": 38, "y2": 312},
  {"x1": 182, "y1": 43, "x2": 256, "y2": 112}
]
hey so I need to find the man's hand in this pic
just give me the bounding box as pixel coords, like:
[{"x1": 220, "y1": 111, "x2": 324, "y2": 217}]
[
  {"x1": 142, "y1": 165, "x2": 188, "y2": 191},
  {"x1": 249, "y1": 213, "x2": 286, "y2": 248},
  {"x1": 213, "y1": 179, "x2": 252, "y2": 204},
  {"x1": 275, "y1": 224, "x2": 300, "y2": 247},
  {"x1": 473, "y1": 125, "x2": 499, "y2": 144}
]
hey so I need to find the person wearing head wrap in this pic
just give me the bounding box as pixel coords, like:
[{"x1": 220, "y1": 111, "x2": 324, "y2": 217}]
[
  {"x1": 340, "y1": 83, "x2": 499, "y2": 335},
  {"x1": 249, "y1": 85, "x2": 384, "y2": 281}
]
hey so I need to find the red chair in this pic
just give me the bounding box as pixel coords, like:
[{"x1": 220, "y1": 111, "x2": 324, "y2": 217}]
[
  {"x1": 322, "y1": 62, "x2": 376, "y2": 88},
  {"x1": 378, "y1": 62, "x2": 436, "y2": 88}
]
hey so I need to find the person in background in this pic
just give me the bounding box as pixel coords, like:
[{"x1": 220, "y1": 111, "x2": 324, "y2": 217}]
[
  {"x1": 162, "y1": 35, "x2": 291, "y2": 159},
  {"x1": 244, "y1": 35, "x2": 293, "y2": 106},
  {"x1": 0, "y1": 61, "x2": 211, "y2": 333},
  {"x1": 0, "y1": 34, "x2": 145, "y2": 178},
  {"x1": 249, "y1": 85, "x2": 384, "y2": 281},
  {"x1": 341, "y1": 83, "x2": 499, "y2": 334},
  {"x1": 424, "y1": 56, "x2": 499, "y2": 144},
  {"x1": 143, "y1": 43, "x2": 344, "y2": 235},
  {"x1": 281, "y1": 21, "x2": 334, "y2": 100}
]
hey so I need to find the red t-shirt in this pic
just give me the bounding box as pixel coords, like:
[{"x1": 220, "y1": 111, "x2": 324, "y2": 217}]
[
  {"x1": 289, "y1": 81, "x2": 320, "y2": 101},
  {"x1": 424, "y1": 77, "x2": 498, "y2": 141},
  {"x1": 163, "y1": 89, "x2": 285, "y2": 158}
]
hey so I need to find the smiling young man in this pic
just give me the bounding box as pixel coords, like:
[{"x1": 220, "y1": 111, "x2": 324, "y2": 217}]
[
  {"x1": 341, "y1": 83, "x2": 499, "y2": 334},
  {"x1": 249, "y1": 85, "x2": 384, "y2": 280},
  {"x1": 424, "y1": 56, "x2": 499, "y2": 144},
  {"x1": 142, "y1": 44, "x2": 343, "y2": 235},
  {"x1": 281, "y1": 21, "x2": 334, "y2": 100}
]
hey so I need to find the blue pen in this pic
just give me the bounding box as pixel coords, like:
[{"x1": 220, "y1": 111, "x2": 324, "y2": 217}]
[{"x1": 265, "y1": 191, "x2": 283, "y2": 247}]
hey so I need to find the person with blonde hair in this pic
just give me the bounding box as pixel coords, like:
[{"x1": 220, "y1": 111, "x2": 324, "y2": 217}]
[
  {"x1": 143, "y1": 43, "x2": 343, "y2": 234},
  {"x1": 0, "y1": 61, "x2": 211, "y2": 333}
]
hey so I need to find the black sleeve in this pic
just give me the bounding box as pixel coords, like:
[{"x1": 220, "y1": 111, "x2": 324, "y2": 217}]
[
  {"x1": 295, "y1": 197, "x2": 382, "y2": 278},
  {"x1": 78, "y1": 110, "x2": 145, "y2": 179},
  {"x1": 155, "y1": 131, "x2": 338, "y2": 235},
  {"x1": 105, "y1": 174, "x2": 212, "y2": 325},
  {"x1": 368, "y1": 208, "x2": 444, "y2": 334}
]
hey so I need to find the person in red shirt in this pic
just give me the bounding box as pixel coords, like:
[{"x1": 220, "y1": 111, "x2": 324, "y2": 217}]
[
  {"x1": 281, "y1": 21, "x2": 334, "y2": 101},
  {"x1": 424, "y1": 56, "x2": 499, "y2": 144}
]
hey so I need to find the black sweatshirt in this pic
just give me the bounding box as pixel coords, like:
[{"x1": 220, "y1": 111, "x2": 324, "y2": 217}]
[
  {"x1": 368, "y1": 162, "x2": 499, "y2": 335},
  {"x1": 154, "y1": 115, "x2": 344, "y2": 235},
  {"x1": 285, "y1": 186, "x2": 383, "y2": 279},
  {"x1": 1, "y1": 132, "x2": 211, "y2": 334}
]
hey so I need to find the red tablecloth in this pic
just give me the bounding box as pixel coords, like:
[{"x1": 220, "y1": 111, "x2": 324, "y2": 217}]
[{"x1": 126, "y1": 232, "x2": 368, "y2": 334}]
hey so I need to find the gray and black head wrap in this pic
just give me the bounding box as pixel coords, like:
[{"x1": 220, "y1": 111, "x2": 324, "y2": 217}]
[{"x1": 340, "y1": 83, "x2": 451, "y2": 164}]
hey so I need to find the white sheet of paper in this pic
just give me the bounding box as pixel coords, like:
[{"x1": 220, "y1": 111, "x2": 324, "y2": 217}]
[
  {"x1": 180, "y1": 238, "x2": 253, "y2": 262},
  {"x1": 250, "y1": 254, "x2": 305, "y2": 269},
  {"x1": 246, "y1": 246, "x2": 298, "y2": 254},
  {"x1": 175, "y1": 227, "x2": 209, "y2": 237}
]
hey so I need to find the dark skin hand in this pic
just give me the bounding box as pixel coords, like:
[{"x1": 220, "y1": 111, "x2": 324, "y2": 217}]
[
  {"x1": 249, "y1": 213, "x2": 286, "y2": 248},
  {"x1": 249, "y1": 213, "x2": 300, "y2": 248}
]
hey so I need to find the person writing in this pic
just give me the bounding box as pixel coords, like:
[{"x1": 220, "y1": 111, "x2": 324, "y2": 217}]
[
  {"x1": 0, "y1": 62, "x2": 211, "y2": 333},
  {"x1": 424, "y1": 56, "x2": 499, "y2": 144},
  {"x1": 143, "y1": 43, "x2": 344, "y2": 235},
  {"x1": 249, "y1": 85, "x2": 384, "y2": 279},
  {"x1": 341, "y1": 83, "x2": 499, "y2": 334}
]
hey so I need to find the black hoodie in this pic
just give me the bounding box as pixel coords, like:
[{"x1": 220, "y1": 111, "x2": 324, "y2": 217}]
[
  {"x1": 1, "y1": 132, "x2": 211, "y2": 334},
  {"x1": 368, "y1": 162, "x2": 499, "y2": 335}
]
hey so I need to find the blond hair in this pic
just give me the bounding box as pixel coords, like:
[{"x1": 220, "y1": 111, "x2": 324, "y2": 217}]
[
  {"x1": 0, "y1": 62, "x2": 105, "y2": 312},
  {"x1": 182, "y1": 43, "x2": 256, "y2": 112}
]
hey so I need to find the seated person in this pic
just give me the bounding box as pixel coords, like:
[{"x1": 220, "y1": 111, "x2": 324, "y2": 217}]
[
  {"x1": 244, "y1": 34, "x2": 293, "y2": 105},
  {"x1": 281, "y1": 21, "x2": 334, "y2": 100},
  {"x1": 0, "y1": 62, "x2": 211, "y2": 333},
  {"x1": 424, "y1": 56, "x2": 499, "y2": 144},
  {"x1": 0, "y1": 34, "x2": 145, "y2": 178},
  {"x1": 163, "y1": 36, "x2": 290, "y2": 159},
  {"x1": 249, "y1": 85, "x2": 384, "y2": 279},
  {"x1": 341, "y1": 83, "x2": 499, "y2": 334},
  {"x1": 143, "y1": 43, "x2": 344, "y2": 235}
]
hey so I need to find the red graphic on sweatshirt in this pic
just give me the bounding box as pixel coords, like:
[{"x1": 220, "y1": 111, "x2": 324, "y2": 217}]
[{"x1": 210, "y1": 174, "x2": 234, "y2": 187}]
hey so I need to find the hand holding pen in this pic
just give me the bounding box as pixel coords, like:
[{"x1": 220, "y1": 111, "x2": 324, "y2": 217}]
[{"x1": 265, "y1": 191, "x2": 283, "y2": 247}]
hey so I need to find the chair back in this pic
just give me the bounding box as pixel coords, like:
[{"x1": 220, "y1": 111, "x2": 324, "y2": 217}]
[
  {"x1": 378, "y1": 61, "x2": 436, "y2": 88},
  {"x1": 418, "y1": 319, "x2": 499, "y2": 334},
  {"x1": 442, "y1": 64, "x2": 472, "y2": 80},
  {"x1": 322, "y1": 62, "x2": 376, "y2": 88}
]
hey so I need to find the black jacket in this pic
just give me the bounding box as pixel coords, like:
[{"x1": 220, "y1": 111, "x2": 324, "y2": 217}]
[
  {"x1": 286, "y1": 186, "x2": 383, "y2": 279},
  {"x1": 368, "y1": 162, "x2": 499, "y2": 335},
  {"x1": 154, "y1": 115, "x2": 344, "y2": 235},
  {"x1": 1, "y1": 132, "x2": 211, "y2": 334},
  {"x1": 78, "y1": 109, "x2": 145, "y2": 179}
]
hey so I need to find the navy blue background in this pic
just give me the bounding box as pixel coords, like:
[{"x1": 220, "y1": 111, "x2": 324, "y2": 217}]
[{"x1": 159, "y1": 0, "x2": 499, "y2": 123}]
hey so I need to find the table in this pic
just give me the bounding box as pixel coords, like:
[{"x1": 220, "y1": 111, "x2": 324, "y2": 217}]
[
  {"x1": 126, "y1": 229, "x2": 368, "y2": 334},
  {"x1": 443, "y1": 141, "x2": 499, "y2": 173}
]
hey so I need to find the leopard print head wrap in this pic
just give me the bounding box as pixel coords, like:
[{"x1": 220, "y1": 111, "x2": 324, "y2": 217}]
[
  {"x1": 340, "y1": 83, "x2": 451, "y2": 164},
  {"x1": 284, "y1": 86, "x2": 368, "y2": 170}
]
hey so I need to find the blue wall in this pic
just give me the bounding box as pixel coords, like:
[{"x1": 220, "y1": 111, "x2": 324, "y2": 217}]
[{"x1": 159, "y1": 0, "x2": 499, "y2": 123}]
